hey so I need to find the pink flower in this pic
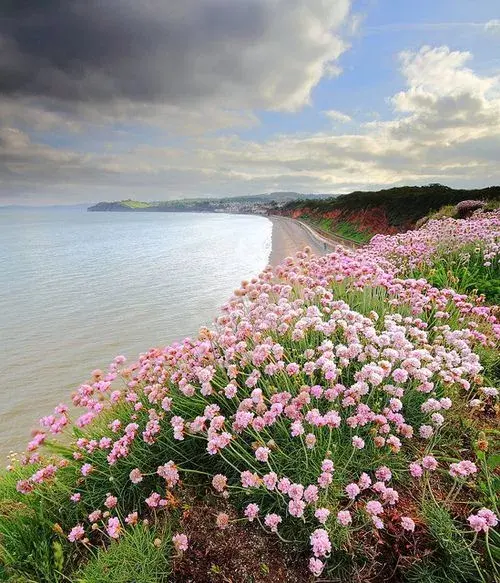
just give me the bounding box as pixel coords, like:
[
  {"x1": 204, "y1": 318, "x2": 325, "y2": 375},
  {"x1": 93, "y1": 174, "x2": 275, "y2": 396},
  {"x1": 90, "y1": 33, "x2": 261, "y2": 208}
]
[
  {"x1": 129, "y1": 468, "x2": 143, "y2": 484},
  {"x1": 304, "y1": 485, "x2": 319, "y2": 503},
  {"x1": 288, "y1": 499, "x2": 306, "y2": 518},
  {"x1": 241, "y1": 470, "x2": 260, "y2": 488},
  {"x1": 263, "y1": 472, "x2": 278, "y2": 490},
  {"x1": 318, "y1": 472, "x2": 333, "y2": 489},
  {"x1": 105, "y1": 494, "x2": 117, "y2": 509},
  {"x1": 290, "y1": 420, "x2": 304, "y2": 437},
  {"x1": 392, "y1": 368, "x2": 408, "y2": 383},
  {"x1": 387, "y1": 435, "x2": 402, "y2": 452},
  {"x1": 315, "y1": 508, "x2": 330, "y2": 524},
  {"x1": 125, "y1": 512, "x2": 138, "y2": 525},
  {"x1": 310, "y1": 528, "x2": 331, "y2": 557},
  {"x1": 99, "y1": 437, "x2": 112, "y2": 449},
  {"x1": 401, "y1": 517, "x2": 415, "y2": 532},
  {"x1": 264, "y1": 513, "x2": 282, "y2": 532},
  {"x1": 468, "y1": 508, "x2": 498, "y2": 532},
  {"x1": 431, "y1": 413, "x2": 445, "y2": 426},
  {"x1": 321, "y1": 459, "x2": 334, "y2": 473},
  {"x1": 478, "y1": 508, "x2": 498, "y2": 527},
  {"x1": 157, "y1": 461, "x2": 179, "y2": 488},
  {"x1": 106, "y1": 517, "x2": 121, "y2": 539},
  {"x1": 81, "y1": 463, "x2": 93, "y2": 476},
  {"x1": 288, "y1": 483, "x2": 304, "y2": 501},
  {"x1": 68, "y1": 525, "x2": 85, "y2": 542},
  {"x1": 345, "y1": 483, "x2": 360, "y2": 500},
  {"x1": 244, "y1": 503, "x2": 259, "y2": 522},
  {"x1": 88, "y1": 510, "x2": 102, "y2": 523},
  {"x1": 145, "y1": 492, "x2": 161, "y2": 508},
  {"x1": 309, "y1": 557, "x2": 325, "y2": 577},
  {"x1": 286, "y1": 363, "x2": 300, "y2": 376},
  {"x1": 255, "y1": 446, "x2": 270, "y2": 462},
  {"x1": 372, "y1": 515, "x2": 384, "y2": 529},
  {"x1": 352, "y1": 436, "x2": 365, "y2": 449},
  {"x1": 419, "y1": 425, "x2": 434, "y2": 439},
  {"x1": 440, "y1": 397, "x2": 452, "y2": 410},
  {"x1": 358, "y1": 472, "x2": 372, "y2": 490},
  {"x1": 366, "y1": 500, "x2": 384, "y2": 516},
  {"x1": 70, "y1": 492, "x2": 81, "y2": 503},
  {"x1": 109, "y1": 419, "x2": 121, "y2": 432},
  {"x1": 422, "y1": 456, "x2": 438, "y2": 471},
  {"x1": 16, "y1": 479, "x2": 33, "y2": 494},
  {"x1": 337, "y1": 510, "x2": 352, "y2": 526},
  {"x1": 468, "y1": 514, "x2": 488, "y2": 532},
  {"x1": 449, "y1": 460, "x2": 478, "y2": 479},
  {"x1": 173, "y1": 533, "x2": 189, "y2": 552},
  {"x1": 216, "y1": 512, "x2": 230, "y2": 529},
  {"x1": 277, "y1": 477, "x2": 291, "y2": 493},
  {"x1": 409, "y1": 462, "x2": 423, "y2": 478},
  {"x1": 382, "y1": 487, "x2": 399, "y2": 505},
  {"x1": 212, "y1": 473, "x2": 228, "y2": 492},
  {"x1": 375, "y1": 466, "x2": 392, "y2": 482},
  {"x1": 305, "y1": 433, "x2": 317, "y2": 449}
]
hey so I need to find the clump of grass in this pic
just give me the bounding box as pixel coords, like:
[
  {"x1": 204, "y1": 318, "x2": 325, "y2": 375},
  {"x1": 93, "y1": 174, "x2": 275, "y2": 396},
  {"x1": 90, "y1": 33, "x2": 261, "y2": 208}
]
[
  {"x1": 302, "y1": 215, "x2": 371, "y2": 243},
  {"x1": 405, "y1": 502, "x2": 483, "y2": 583},
  {"x1": 334, "y1": 221, "x2": 372, "y2": 243},
  {"x1": 0, "y1": 463, "x2": 83, "y2": 582},
  {"x1": 75, "y1": 523, "x2": 172, "y2": 583},
  {"x1": 411, "y1": 244, "x2": 500, "y2": 304}
]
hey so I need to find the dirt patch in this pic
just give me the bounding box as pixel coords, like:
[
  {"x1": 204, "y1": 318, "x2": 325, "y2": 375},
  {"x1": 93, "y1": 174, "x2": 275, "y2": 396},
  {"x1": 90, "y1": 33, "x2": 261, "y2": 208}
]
[{"x1": 172, "y1": 497, "x2": 312, "y2": 583}]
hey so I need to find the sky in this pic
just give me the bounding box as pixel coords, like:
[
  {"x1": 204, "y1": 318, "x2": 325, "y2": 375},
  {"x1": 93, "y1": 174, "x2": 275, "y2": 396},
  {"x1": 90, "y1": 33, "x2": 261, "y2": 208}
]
[{"x1": 0, "y1": 0, "x2": 499, "y2": 205}]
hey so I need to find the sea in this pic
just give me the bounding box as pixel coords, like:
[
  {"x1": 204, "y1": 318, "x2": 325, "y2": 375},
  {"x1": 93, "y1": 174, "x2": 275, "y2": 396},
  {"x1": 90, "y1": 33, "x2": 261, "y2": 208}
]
[{"x1": 0, "y1": 209, "x2": 272, "y2": 457}]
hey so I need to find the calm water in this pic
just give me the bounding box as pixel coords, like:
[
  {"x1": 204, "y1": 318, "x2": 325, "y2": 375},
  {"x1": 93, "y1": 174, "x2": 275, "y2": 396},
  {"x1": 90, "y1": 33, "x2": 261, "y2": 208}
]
[{"x1": 0, "y1": 210, "x2": 272, "y2": 457}]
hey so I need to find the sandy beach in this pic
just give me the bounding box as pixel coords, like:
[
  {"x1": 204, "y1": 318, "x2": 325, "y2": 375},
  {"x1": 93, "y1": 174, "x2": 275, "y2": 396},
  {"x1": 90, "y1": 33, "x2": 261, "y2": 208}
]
[{"x1": 268, "y1": 215, "x2": 339, "y2": 265}]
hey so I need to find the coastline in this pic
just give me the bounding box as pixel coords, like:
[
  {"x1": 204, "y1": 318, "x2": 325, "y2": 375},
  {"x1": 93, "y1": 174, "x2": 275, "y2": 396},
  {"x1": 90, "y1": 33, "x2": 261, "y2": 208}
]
[{"x1": 268, "y1": 215, "x2": 342, "y2": 265}]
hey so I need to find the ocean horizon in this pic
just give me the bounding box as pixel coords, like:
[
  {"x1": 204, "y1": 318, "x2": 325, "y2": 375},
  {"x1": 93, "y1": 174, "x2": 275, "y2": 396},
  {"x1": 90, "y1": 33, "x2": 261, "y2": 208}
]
[{"x1": 0, "y1": 209, "x2": 272, "y2": 457}]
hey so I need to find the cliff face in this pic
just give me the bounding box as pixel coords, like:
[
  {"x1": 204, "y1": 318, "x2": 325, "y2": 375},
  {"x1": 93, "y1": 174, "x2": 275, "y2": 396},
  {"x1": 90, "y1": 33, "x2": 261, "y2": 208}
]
[{"x1": 289, "y1": 206, "x2": 398, "y2": 235}]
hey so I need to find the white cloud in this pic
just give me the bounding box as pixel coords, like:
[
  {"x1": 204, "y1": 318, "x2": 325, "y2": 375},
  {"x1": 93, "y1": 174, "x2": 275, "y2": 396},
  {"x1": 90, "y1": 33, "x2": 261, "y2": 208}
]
[
  {"x1": 2, "y1": 44, "x2": 500, "y2": 203},
  {"x1": 485, "y1": 19, "x2": 500, "y2": 33},
  {"x1": 324, "y1": 109, "x2": 352, "y2": 123},
  {"x1": 388, "y1": 46, "x2": 500, "y2": 144}
]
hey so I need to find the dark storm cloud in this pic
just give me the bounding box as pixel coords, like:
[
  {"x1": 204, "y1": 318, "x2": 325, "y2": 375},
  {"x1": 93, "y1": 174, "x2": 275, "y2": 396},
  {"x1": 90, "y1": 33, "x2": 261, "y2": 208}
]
[
  {"x1": 0, "y1": 0, "x2": 348, "y2": 109},
  {"x1": 0, "y1": 1, "x2": 254, "y2": 102}
]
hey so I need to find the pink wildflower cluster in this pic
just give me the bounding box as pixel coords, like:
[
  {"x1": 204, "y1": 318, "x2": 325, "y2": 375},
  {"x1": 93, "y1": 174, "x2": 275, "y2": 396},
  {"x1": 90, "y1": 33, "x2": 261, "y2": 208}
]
[
  {"x1": 15, "y1": 212, "x2": 500, "y2": 576},
  {"x1": 449, "y1": 460, "x2": 478, "y2": 479},
  {"x1": 365, "y1": 211, "x2": 499, "y2": 274},
  {"x1": 467, "y1": 508, "x2": 498, "y2": 533},
  {"x1": 172, "y1": 533, "x2": 189, "y2": 552}
]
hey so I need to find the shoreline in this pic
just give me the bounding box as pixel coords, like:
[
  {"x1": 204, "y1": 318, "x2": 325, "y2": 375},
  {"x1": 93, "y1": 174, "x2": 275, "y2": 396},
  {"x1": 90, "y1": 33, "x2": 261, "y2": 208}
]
[{"x1": 268, "y1": 215, "x2": 344, "y2": 265}]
